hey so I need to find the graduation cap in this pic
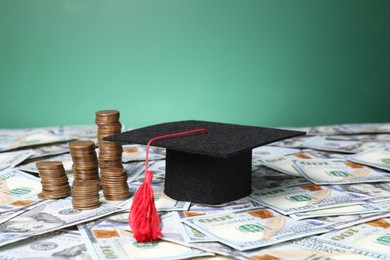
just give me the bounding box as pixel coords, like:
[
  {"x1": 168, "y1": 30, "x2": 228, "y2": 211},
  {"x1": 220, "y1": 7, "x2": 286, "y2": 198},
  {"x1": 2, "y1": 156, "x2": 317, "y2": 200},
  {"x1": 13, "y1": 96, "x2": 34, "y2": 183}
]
[{"x1": 105, "y1": 120, "x2": 305, "y2": 204}]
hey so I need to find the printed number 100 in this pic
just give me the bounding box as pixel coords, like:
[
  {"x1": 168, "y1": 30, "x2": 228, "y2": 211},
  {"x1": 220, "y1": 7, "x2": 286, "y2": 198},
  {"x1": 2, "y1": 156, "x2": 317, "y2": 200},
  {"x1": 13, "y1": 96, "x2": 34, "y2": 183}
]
[{"x1": 100, "y1": 246, "x2": 118, "y2": 259}]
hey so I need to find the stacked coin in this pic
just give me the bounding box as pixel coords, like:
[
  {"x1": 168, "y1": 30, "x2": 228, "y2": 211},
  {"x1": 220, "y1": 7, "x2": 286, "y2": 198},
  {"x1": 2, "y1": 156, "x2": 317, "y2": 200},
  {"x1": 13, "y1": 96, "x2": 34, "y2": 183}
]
[
  {"x1": 71, "y1": 180, "x2": 100, "y2": 210},
  {"x1": 69, "y1": 140, "x2": 99, "y2": 181},
  {"x1": 95, "y1": 110, "x2": 123, "y2": 169},
  {"x1": 100, "y1": 168, "x2": 130, "y2": 200},
  {"x1": 36, "y1": 161, "x2": 71, "y2": 199}
]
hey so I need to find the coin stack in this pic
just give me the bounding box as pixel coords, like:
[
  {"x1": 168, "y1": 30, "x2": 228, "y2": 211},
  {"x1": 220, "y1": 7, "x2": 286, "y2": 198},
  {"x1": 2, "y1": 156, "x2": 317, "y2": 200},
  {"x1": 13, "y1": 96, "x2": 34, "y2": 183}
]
[
  {"x1": 100, "y1": 168, "x2": 131, "y2": 200},
  {"x1": 36, "y1": 161, "x2": 71, "y2": 199},
  {"x1": 69, "y1": 140, "x2": 99, "y2": 181},
  {"x1": 95, "y1": 110, "x2": 123, "y2": 169},
  {"x1": 71, "y1": 180, "x2": 100, "y2": 210},
  {"x1": 96, "y1": 110, "x2": 130, "y2": 201}
]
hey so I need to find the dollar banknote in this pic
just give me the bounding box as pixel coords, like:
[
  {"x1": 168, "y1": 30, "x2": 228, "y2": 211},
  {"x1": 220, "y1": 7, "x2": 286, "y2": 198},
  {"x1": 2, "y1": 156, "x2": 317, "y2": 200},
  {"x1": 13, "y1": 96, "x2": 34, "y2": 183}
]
[
  {"x1": 128, "y1": 160, "x2": 166, "y2": 187},
  {"x1": 0, "y1": 230, "x2": 91, "y2": 260},
  {"x1": 188, "y1": 197, "x2": 259, "y2": 215},
  {"x1": 305, "y1": 123, "x2": 390, "y2": 135},
  {"x1": 269, "y1": 136, "x2": 311, "y2": 148},
  {"x1": 161, "y1": 211, "x2": 193, "y2": 243},
  {"x1": 290, "y1": 203, "x2": 385, "y2": 220},
  {"x1": 78, "y1": 212, "x2": 211, "y2": 260},
  {"x1": 161, "y1": 212, "x2": 246, "y2": 259},
  {"x1": 348, "y1": 145, "x2": 390, "y2": 171},
  {"x1": 29, "y1": 143, "x2": 70, "y2": 158},
  {"x1": 177, "y1": 211, "x2": 217, "y2": 243},
  {"x1": 122, "y1": 144, "x2": 165, "y2": 163},
  {"x1": 124, "y1": 186, "x2": 190, "y2": 212},
  {"x1": 300, "y1": 148, "x2": 347, "y2": 159},
  {"x1": 43, "y1": 125, "x2": 97, "y2": 139},
  {"x1": 336, "y1": 182, "x2": 390, "y2": 202},
  {"x1": 241, "y1": 236, "x2": 390, "y2": 260},
  {"x1": 292, "y1": 158, "x2": 390, "y2": 185},
  {"x1": 250, "y1": 184, "x2": 371, "y2": 215},
  {"x1": 17, "y1": 153, "x2": 73, "y2": 173},
  {"x1": 316, "y1": 200, "x2": 390, "y2": 230},
  {"x1": 0, "y1": 129, "x2": 73, "y2": 152},
  {"x1": 252, "y1": 146, "x2": 300, "y2": 158},
  {"x1": 257, "y1": 150, "x2": 341, "y2": 177},
  {"x1": 303, "y1": 136, "x2": 379, "y2": 153},
  {"x1": 182, "y1": 207, "x2": 333, "y2": 251},
  {"x1": 175, "y1": 198, "x2": 261, "y2": 243},
  {"x1": 0, "y1": 197, "x2": 122, "y2": 247},
  {"x1": 0, "y1": 208, "x2": 29, "y2": 225},
  {"x1": 257, "y1": 152, "x2": 319, "y2": 177},
  {"x1": 0, "y1": 150, "x2": 34, "y2": 171},
  {"x1": 326, "y1": 134, "x2": 390, "y2": 142},
  {"x1": 251, "y1": 164, "x2": 311, "y2": 190},
  {"x1": 0, "y1": 169, "x2": 42, "y2": 213},
  {"x1": 320, "y1": 217, "x2": 390, "y2": 257}
]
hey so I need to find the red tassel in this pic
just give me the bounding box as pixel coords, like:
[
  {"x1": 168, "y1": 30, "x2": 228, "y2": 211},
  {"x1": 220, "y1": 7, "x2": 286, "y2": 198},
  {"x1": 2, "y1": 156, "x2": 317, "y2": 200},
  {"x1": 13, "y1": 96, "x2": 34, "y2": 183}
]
[
  {"x1": 128, "y1": 128, "x2": 207, "y2": 242},
  {"x1": 129, "y1": 170, "x2": 161, "y2": 242}
]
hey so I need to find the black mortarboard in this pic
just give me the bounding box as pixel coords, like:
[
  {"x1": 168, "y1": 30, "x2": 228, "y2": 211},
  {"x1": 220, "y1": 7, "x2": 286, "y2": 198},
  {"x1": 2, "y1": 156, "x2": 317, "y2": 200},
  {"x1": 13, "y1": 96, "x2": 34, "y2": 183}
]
[{"x1": 105, "y1": 120, "x2": 305, "y2": 204}]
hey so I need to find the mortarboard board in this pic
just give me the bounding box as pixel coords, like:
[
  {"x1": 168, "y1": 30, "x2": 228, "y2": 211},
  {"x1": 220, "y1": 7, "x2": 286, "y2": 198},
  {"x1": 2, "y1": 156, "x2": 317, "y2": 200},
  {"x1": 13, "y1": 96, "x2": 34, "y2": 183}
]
[{"x1": 105, "y1": 120, "x2": 305, "y2": 204}]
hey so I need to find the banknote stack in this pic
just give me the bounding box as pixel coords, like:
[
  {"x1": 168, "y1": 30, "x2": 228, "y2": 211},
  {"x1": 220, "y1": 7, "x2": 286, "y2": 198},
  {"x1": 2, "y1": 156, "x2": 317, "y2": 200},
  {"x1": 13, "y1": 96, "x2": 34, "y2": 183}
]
[
  {"x1": 1, "y1": 122, "x2": 390, "y2": 260},
  {"x1": 36, "y1": 160, "x2": 71, "y2": 199},
  {"x1": 68, "y1": 140, "x2": 99, "y2": 181},
  {"x1": 71, "y1": 179, "x2": 101, "y2": 210},
  {"x1": 95, "y1": 110, "x2": 123, "y2": 169}
]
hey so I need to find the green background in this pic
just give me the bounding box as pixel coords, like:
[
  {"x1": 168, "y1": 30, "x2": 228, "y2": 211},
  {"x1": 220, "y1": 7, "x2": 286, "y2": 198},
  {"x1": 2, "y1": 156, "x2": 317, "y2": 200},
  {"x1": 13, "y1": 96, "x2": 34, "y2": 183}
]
[{"x1": 1, "y1": 0, "x2": 389, "y2": 129}]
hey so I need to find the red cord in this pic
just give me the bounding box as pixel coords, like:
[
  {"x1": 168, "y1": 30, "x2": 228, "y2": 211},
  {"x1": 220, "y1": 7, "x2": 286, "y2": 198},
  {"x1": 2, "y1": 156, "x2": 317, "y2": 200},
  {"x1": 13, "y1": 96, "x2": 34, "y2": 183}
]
[
  {"x1": 144, "y1": 128, "x2": 207, "y2": 176},
  {"x1": 130, "y1": 128, "x2": 207, "y2": 242}
]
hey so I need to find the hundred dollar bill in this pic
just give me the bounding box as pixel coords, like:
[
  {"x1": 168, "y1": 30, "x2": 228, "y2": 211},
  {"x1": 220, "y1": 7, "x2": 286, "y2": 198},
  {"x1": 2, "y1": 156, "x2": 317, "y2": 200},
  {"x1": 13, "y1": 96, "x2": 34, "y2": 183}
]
[
  {"x1": 182, "y1": 207, "x2": 333, "y2": 251},
  {"x1": 252, "y1": 173, "x2": 310, "y2": 190},
  {"x1": 177, "y1": 211, "x2": 217, "y2": 243},
  {"x1": 0, "y1": 129, "x2": 73, "y2": 152},
  {"x1": 300, "y1": 148, "x2": 347, "y2": 159},
  {"x1": 122, "y1": 144, "x2": 165, "y2": 162},
  {"x1": 250, "y1": 184, "x2": 371, "y2": 215},
  {"x1": 0, "y1": 169, "x2": 42, "y2": 213},
  {"x1": 320, "y1": 217, "x2": 390, "y2": 257},
  {"x1": 78, "y1": 212, "x2": 211, "y2": 260},
  {"x1": 303, "y1": 136, "x2": 379, "y2": 153},
  {"x1": 258, "y1": 152, "x2": 321, "y2": 177},
  {"x1": 129, "y1": 160, "x2": 166, "y2": 187},
  {"x1": 125, "y1": 161, "x2": 148, "y2": 183},
  {"x1": 269, "y1": 136, "x2": 311, "y2": 148},
  {"x1": 348, "y1": 145, "x2": 390, "y2": 171},
  {"x1": 0, "y1": 208, "x2": 29, "y2": 225},
  {"x1": 290, "y1": 203, "x2": 385, "y2": 220},
  {"x1": 317, "y1": 200, "x2": 390, "y2": 230},
  {"x1": 292, "y1": 159, "x2": 390, "y2": 185},
  {"x1": 241, "y1": 236, "x2": 390, "y2": 260},
  {"x1": 348, "y1": 123, "x2": 390, "y2": 134},
  {"x1": 305, "y1": 123, "x2": 390, "y2": 135},
  {"x1": 43, "y1": 125, "x2": 97, "y2": 139},
  {"x1": 326, "y1": 134, "x2": 390, "y2": 143},
  {"x1": 175, "y1": 198, "x2": 261, "y2": 243},
  {"x1": 0, "y1": 230, "x2": 91, "y2": 260},
  {"x1": 0, "y1": 197, "x2": 122, "y2": 247},
  {"x1": 252, "y1": 164, "x2": 310, "y2": 190},
  {"x1": 189, "y1": 197, "x2": 259, "y2": 215},
  {"x1": 29, "y1": 143, "x2": 70, "y2": 158},
  {"x1": 17, "y1": 153, "x2": 73, "y2": 174},
  {"x1": 0, "y1": 150, "x2": 34, "y2": 171},
  {"x1": 337, "y1": 183, "x2": 390, "y2": 202},
  {"x1": 161, "y1": 212, "x2": 246, "y2": 259},
  {"x1": 252, "y1": 146, "x2": 300, "y2": 158},
  {"x1": 161, "y1": 211, "x2": 193, "y2": 243},
  {"x1": 124, "y1": 185, "x2": 190, "y2": 212}
]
